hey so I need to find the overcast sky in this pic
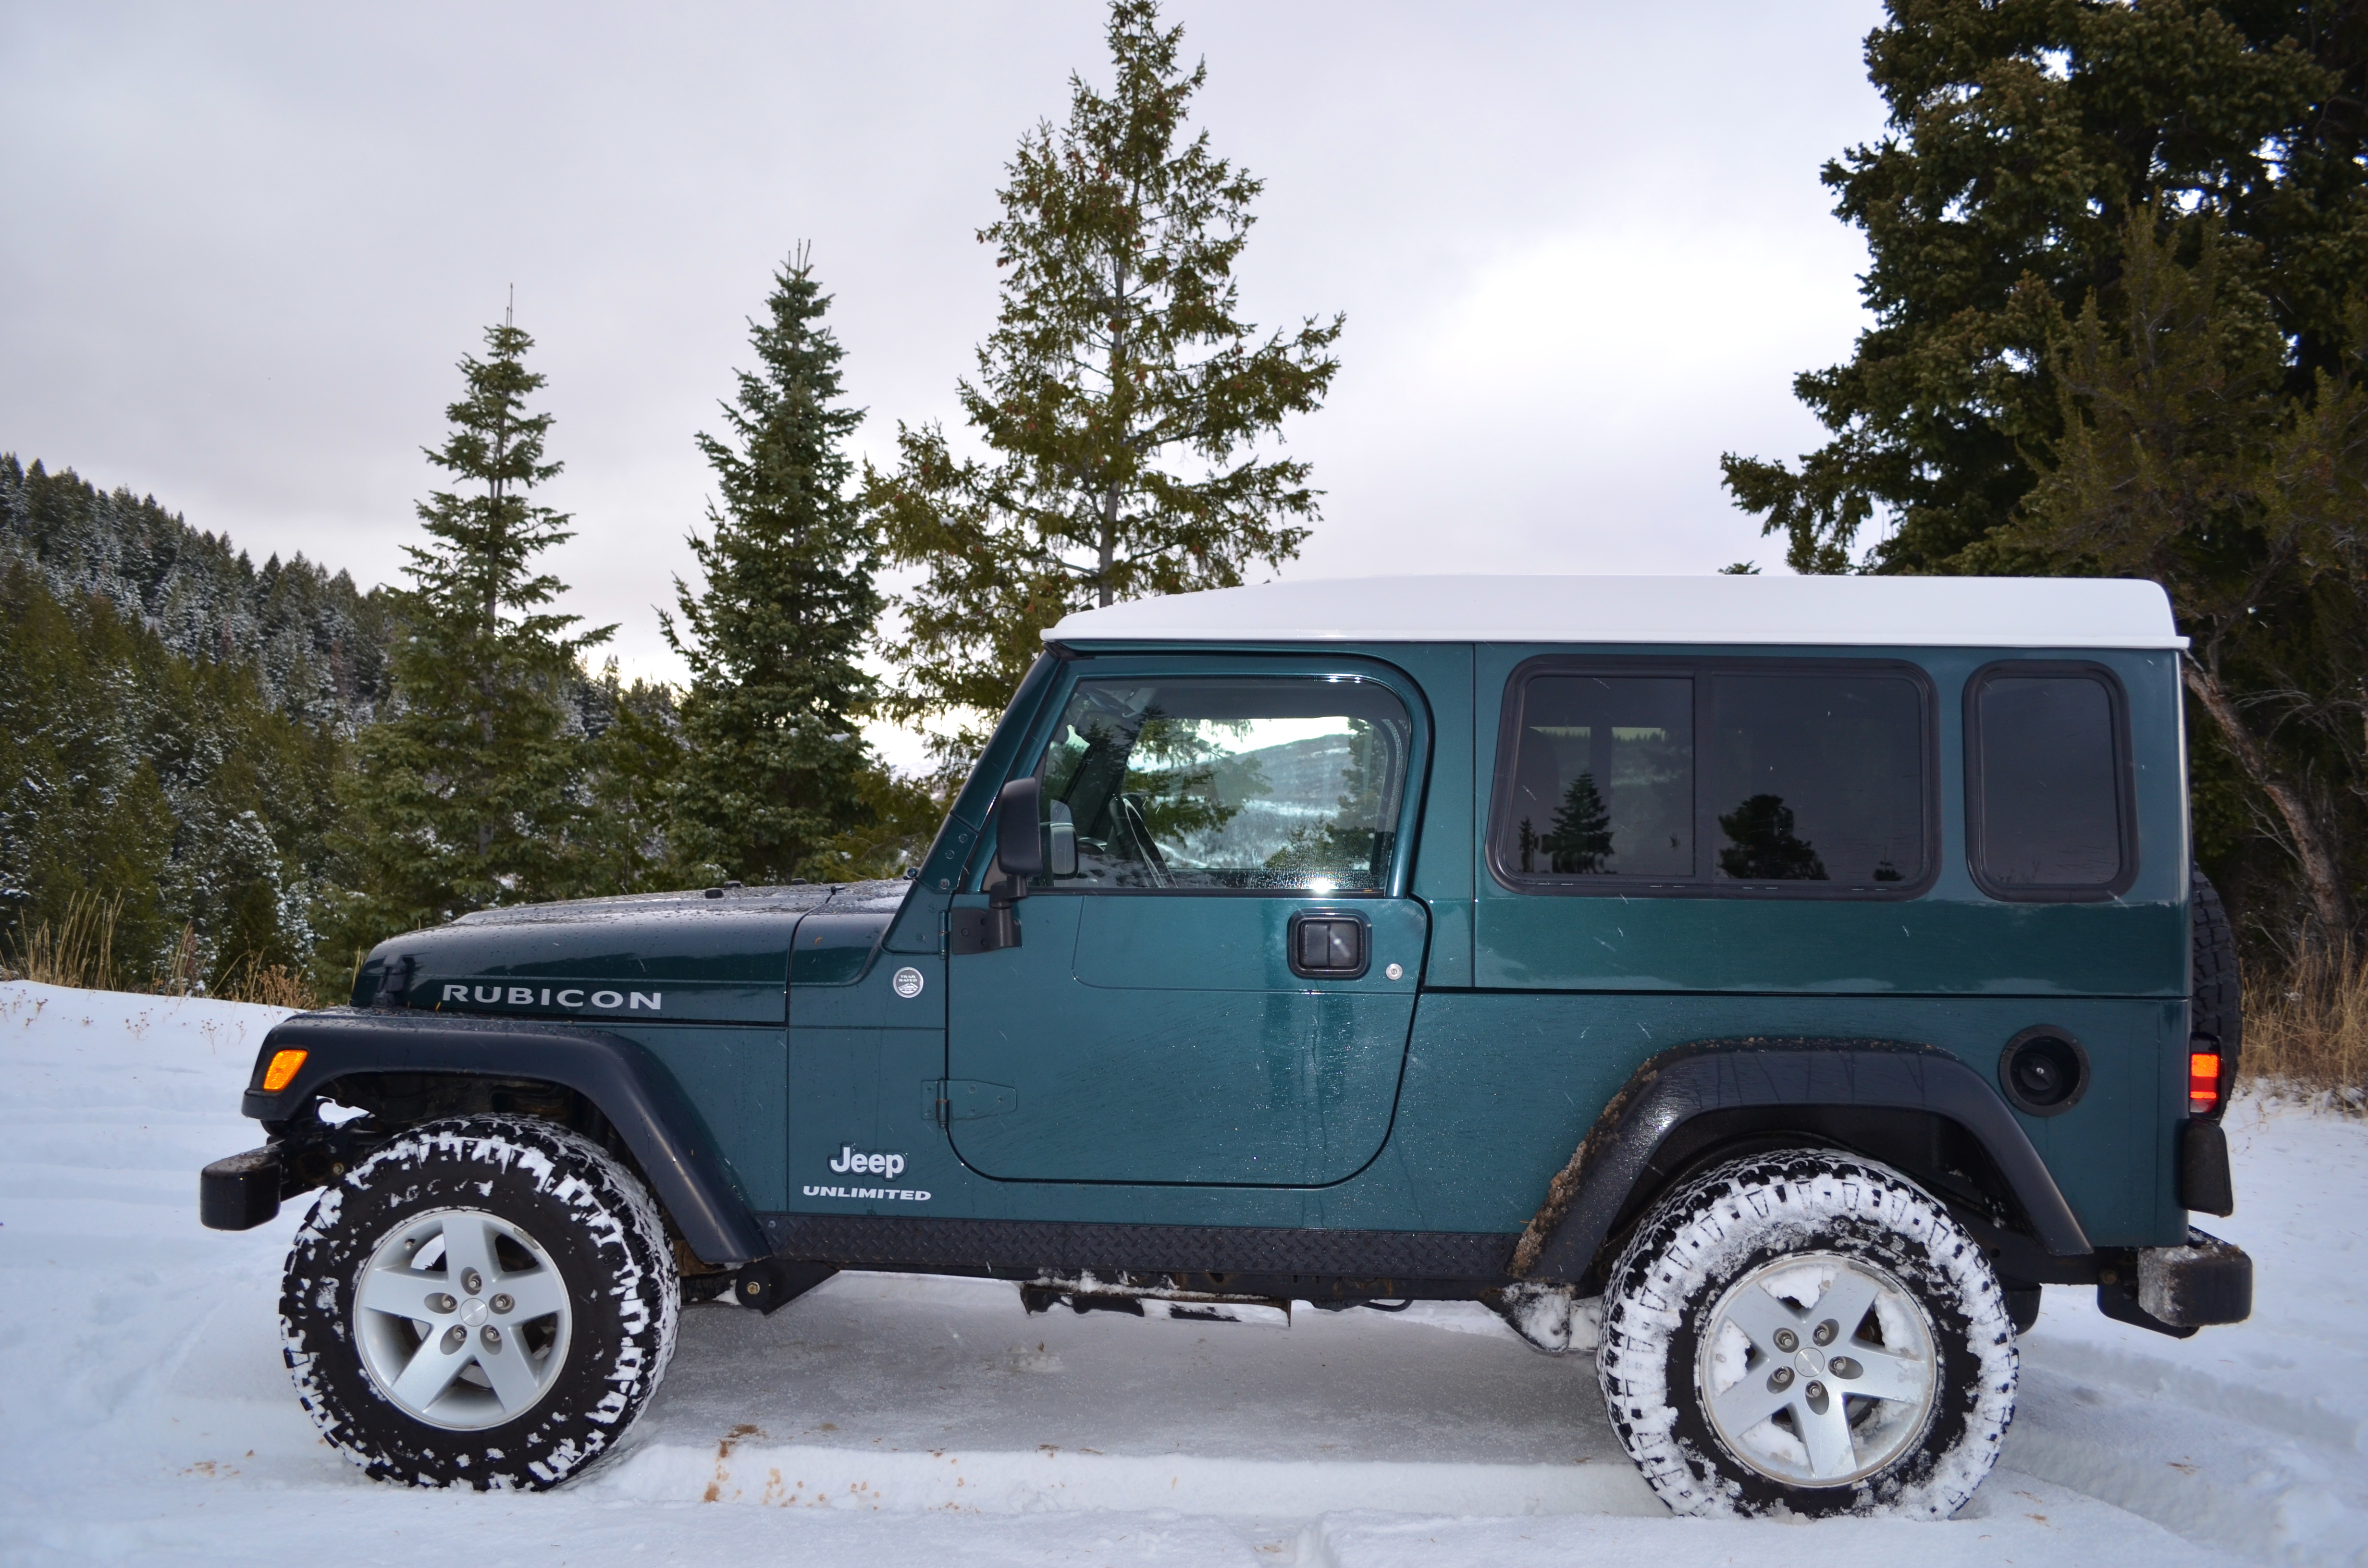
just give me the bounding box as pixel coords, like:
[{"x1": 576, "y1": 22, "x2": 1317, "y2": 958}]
[{"x1": 1, "y1": 1, "x2": 1891, "y2": 760}]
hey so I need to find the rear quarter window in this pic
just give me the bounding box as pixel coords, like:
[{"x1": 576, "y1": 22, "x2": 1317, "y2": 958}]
[
  {"x1": 1965, "y1": 662, "x2": 2136, "y2": 900},
  {"x1": 1490, "y1": 658, "x2": 1936, "y2": 897}
]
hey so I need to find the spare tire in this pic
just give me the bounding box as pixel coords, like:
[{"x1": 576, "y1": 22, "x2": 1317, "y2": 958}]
[{"x1": 2191, "y1": 865, "x2": 2242, "y2": 1114}]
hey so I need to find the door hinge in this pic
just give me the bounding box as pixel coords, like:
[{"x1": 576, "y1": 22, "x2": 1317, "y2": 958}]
[
  {"x1": 947, "y1": 906, "x2": 1021, "y2": 955},
  {"x1": 922, "y1": 1078, "x2": 1018, "y2": 1126}
]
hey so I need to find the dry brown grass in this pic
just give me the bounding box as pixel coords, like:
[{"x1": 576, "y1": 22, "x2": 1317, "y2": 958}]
[
  {"x1": 2243, "y1": 942, "x2": 2368, "y2": 1101},
  {"x1": 1, "y1": 891, "x2": 119, "y2": 990},
  {"x1": 212, "y1": 956, "x2": 315, "y2": 1009},
  {"x1": 3, "y1": 901, "x2": 316, "y2": 1008},
  {"x1": 153, "y1": 924, "x2": 202, "y2": 995}
]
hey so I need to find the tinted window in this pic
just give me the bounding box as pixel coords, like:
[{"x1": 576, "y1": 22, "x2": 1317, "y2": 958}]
[
  {"x1": 1503, "y1": 676, "x2": 1694, "y2": 877},
  {"x1": 1032, "y1": 676, "x2": 1414, "y2": 892},
  {"x1": 1972, "y1": 672, "x2": 2128, "y2": 894},
  {"x1": 1705, "y1": 675, "x2": 1926, "y2": 885},
  {"x1": 1494, "y1": 663, "x2": 1930, "y2": 894}
]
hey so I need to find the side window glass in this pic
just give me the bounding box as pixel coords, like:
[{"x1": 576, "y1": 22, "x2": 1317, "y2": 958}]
[
  {"x1": 1970, "y1": 670, "x2": 2130, "y2": 896},
  {"x1": 1503, "y1": 676, "x2": 1694, "y2": 877},
  {"x1": 1031, "y1": 676, "x2": 1414, "y2": 892},
  {"x1": 1704, "y1": 674, "x2": 1926, "y2": 886},
  {"x1": 1493, "y1": 663, "x2": 1930, "y2": 894}
]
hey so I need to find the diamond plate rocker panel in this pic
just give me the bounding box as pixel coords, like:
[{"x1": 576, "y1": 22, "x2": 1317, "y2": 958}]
[{"x1": 758, "y1": 1213, "x2": 1517, "y2": 1282}]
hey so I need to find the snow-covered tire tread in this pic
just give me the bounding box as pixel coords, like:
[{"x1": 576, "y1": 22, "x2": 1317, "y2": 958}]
[
  {"x1": 280, "y1": 1115, "x2": 679, "y2": 1490},
  {"x1": 1597, "y1": 1149, "x2": 2016, "y2": 1519}
]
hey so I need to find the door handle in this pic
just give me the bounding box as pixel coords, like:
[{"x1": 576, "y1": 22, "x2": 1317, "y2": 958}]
[{"x1": 1288, "y1": 911, "x2": 1369, "y2": 980}]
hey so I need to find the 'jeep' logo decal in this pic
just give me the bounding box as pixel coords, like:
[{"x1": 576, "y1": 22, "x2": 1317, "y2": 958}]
[
  {"x1": 440, "y1": 983, "x2": 661, "y2": 1012},
  {"x1": 806, "y1": 1144, "x2": 930, "y2": 1202}
]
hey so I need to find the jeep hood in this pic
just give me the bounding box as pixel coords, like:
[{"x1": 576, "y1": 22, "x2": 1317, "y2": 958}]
[{"x1": 352, "y1": 881, "x2": 913, "y2": 1025}]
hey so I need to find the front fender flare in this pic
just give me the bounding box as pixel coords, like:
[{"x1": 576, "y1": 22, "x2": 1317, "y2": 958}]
[
  {"x1": 242, "y1": 1007, "x2": 767, "y2": 1267},
  {"x1": 1510, "y1": 1037, "x2": 2091, "y2": 1284}
]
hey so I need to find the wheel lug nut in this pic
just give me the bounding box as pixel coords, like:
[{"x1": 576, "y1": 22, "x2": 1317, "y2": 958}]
[
  {"x1": 440, "y1": 1325, "x2": 467, "y2": 1353},
  {"x1": 491, "y1": 1293, "x2": 514, "y2": 1314},
  {"x1": 481, "y1": 1325, "x2": 502, "y2": 1350},
  {"x1": 1829, "y1": 1356, "x2": 1862, "y2": 1379},
  {"x1": 1813, "y1": 1319, "x2": 1838, "y2": 1346},
  {"x1": 1806, "y1": 1380, "x2": 1826, "y2": 1401},
  {"x1": 461, "y1": 1268, "x2": 484, "y2": 1296},
  {"x1": 1773, "y1": 1328, "x2": 1799, "y2": 1352},
  {"x1": 430, "y1": 1293, "x2": 457, "y2": 1313},
  {"x1": 1768, "y1": 1366, "x2": 1794, "y2": 1391}
]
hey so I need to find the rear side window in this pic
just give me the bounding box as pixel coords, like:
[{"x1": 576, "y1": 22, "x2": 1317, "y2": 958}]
[
  {"x1": 1966, "y1": 663, "x2": 2134, "y2": 899},
  {"x1": 1492, "y1": 661, "x2": 1933, "y2": 896}
]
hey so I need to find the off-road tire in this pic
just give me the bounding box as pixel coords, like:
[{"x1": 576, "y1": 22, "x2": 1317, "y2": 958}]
[
  {"x1": 280, "y1": 1115, "x2": 679, "y2": 1489},
  {"x1": 2192, "y1": 866, "x2": 2242, "y2": 1095},
  {"x1": 1597, "y1": 1151, "x2": 2016, "y2": 1519}
]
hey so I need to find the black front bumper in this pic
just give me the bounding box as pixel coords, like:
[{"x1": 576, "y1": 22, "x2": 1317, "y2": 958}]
[{"x1": 199, "y1": 1146, "x2": 282, "y2": 1231}]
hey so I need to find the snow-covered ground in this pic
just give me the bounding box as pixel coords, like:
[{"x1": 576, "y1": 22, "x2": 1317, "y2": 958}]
[{"x1": 0, "y1": 979, "x2": 2360, "y2": 1567}]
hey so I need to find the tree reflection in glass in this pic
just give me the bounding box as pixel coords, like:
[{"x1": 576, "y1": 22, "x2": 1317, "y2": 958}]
[
  {"x1": 1716, "y1": 794, "x2": 1828, "y2": 881},
  {"x1": 1542, "y1": 771, "x2": 1614, "y2": 873}
]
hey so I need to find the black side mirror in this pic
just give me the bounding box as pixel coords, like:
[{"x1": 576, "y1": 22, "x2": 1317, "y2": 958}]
[
  {"x1": 995, "y1": 777, "x2": 1044, "y2": 882},
  {"x1": 968, "y1": 777, "x2": 1042, "y2": 950}
]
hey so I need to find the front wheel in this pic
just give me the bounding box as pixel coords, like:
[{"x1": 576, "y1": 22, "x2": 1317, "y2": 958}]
[
  {"x1": 280, "y1": 1115, "x2": 679, "y2": 1489},
  {"x1": 1597, "y1": 1151, "x2": 2016, "y2": 1518}
]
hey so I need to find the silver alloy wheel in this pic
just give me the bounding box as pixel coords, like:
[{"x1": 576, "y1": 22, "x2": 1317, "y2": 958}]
[
  {"x1": 353, "y1": 1206, "x2": 573, "y2": 1430},
  {"x1": 1697, "y1": 1250, "x2": 1938, "y2": 1488}
]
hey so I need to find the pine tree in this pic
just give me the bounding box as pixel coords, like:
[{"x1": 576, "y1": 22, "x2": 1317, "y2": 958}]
[
  {"x1": 1721, "y1": 0, "x2": 2365, "y2": 576},
  {"x1": 338, "y1": 313, "x2": 613, "y2": 938},
  {"x1": 664, "y1": 251, "x2": 881, "y2": 883},
  {"x1": 868, "y1": 0, "x2": 1343, "y2": 755},
  {"x1": 1542, "y1": 771, "x2": 1614, "y2": 873}
]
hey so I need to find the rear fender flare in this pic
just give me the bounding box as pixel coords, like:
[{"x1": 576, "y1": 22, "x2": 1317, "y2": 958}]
[
  {"x1": 1510, "y1": 1037, "x2": 2091, "y2": 1285},
  {"x1": 242, "y1": 1007, "x2": 766, "y2": 1267}
]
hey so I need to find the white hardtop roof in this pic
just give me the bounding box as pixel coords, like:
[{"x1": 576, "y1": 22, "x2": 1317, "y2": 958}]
[{"x1": 1044, "y1": 574, "x2": 2185, "y2": 650}]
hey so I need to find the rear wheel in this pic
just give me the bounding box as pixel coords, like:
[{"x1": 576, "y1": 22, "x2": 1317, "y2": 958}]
[
  {"x1": 280, "y1": 1115, "x2": 678, "y2": 1489},
  {"x1": 1597, "y1": 1150, "x2": 2015, "y2": 1518}
]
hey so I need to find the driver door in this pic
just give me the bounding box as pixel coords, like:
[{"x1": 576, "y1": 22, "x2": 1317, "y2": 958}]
[{"x1": 944, "y1": 661, "x2": 1429, "y2": 1187}]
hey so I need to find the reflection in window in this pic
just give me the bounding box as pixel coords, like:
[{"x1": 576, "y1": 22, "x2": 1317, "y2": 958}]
[
  {"x1": 1973, "y1": 674, "x2": 2124, "y2": 891},
  {"x1": 1704, "y1": 675, "x2": 1924, "y2": 885},
  {"x1": 1033, "y1": 677, "x2": 1413, "y2": 891},
  {"x1": 1496, "y1": 666, "x2": 1927, "y2": 892},
  {"x1": 1505, "y1": 677, "x2": 1693, "y2": 877}
]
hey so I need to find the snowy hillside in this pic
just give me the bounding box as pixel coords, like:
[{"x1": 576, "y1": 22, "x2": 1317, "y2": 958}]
[{"x1": 0, "y1": 978, "x2": 2360, "y2": 1566}]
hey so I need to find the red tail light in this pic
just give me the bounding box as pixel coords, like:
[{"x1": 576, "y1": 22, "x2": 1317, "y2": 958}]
[{"x1": 2189, "y1": 1050, "x2": 2222, "y2": 1115}]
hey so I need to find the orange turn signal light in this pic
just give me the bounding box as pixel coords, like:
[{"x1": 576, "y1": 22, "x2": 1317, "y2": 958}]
[
  {"x1": 2188, "y1": 1050, "x2": 2222, "y2": 1115},
  {"x1": 261, "y1": 1048, "x2": 308, "y2": 1093}
]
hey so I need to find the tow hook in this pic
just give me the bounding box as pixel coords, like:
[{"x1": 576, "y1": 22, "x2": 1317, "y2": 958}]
[{"x1": 733, "y1": 1258, "x2": 837, "y2": 1314}]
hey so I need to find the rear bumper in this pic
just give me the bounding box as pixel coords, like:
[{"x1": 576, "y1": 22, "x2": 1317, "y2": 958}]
[
  {"x1": 2140, "y1": 1229, "x2": 2253, "y2": 1326},
  {"x1": 2098, "y1": 1227, "x2": 2252, "y2": 1335}
]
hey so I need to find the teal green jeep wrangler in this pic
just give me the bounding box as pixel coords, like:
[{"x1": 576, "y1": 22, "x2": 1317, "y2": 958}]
[{"x1": 203, "y1": 574, "x2": 2252, "y2": 1516}]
